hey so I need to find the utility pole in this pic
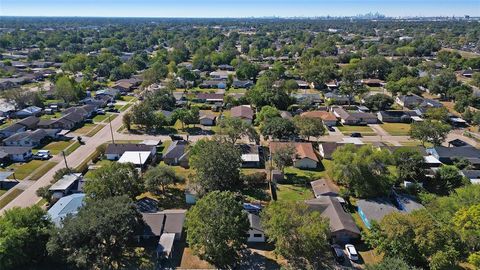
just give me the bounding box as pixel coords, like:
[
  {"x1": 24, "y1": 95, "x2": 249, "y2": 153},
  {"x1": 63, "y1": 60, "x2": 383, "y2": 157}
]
[
  {"x1": 109, "y1": 114, "x2": 115, "y2": 144},
  {"x1": 62, "y1": 150, "x2": 70, "y2": 172}
]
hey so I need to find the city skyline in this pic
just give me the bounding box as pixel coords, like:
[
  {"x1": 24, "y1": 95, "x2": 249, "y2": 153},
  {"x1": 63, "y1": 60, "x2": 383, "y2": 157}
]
[{"x1": 1, "y1": 0, "x2": 479, "y2": 18}]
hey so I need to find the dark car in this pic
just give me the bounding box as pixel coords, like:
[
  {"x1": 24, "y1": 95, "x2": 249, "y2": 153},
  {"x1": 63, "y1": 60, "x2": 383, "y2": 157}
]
[
  {"x1": 169, "y1": 134, "x2": 183, "y2": 141},
  {"x1": 327, "y1": 126, "x2": 335, "y2": 132},
  {"x1": 331, "y1": 244, "x2": 345, "y2": 263},
  {"x1": 350, "y1": 132, "x2": 362, "y2": 138}
]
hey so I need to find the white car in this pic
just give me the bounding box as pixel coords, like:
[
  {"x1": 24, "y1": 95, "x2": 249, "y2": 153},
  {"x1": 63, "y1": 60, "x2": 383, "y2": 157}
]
[{"x1": 345, "y1": 244, "x2": 359, "y2": 261}]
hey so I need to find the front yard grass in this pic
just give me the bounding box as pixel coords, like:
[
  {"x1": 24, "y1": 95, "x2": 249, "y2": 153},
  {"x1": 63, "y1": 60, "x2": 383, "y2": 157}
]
[
  {"x1": 381, "y1": 123, "x2": 411, "y2": 136},
  {"x1": 85, "y1": 124, "x2": 105, "y2": 137},
  {"x1": 42, "y1": 140, "x2": 74, "y2": 155},
  {"x1": 29, "y1": 161, "x2": 58, "y2": 181},
  {"x1": 4, "y1": 160, "x2": 46, "y2": 180},
  {"x1": 337, "y1": 125, "x2": 377, "y2": 136},
  {"x1": 0, "y1": 189, "x2": 23, "y2": 209}
]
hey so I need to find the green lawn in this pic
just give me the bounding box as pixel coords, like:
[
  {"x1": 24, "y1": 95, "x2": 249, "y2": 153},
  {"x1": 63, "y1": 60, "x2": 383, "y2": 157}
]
[
  {"x1": 2, "y1": 160, "x2": 47, "y2": 180},
  {"x1": 86, "y1": 124, "x2": 105, "y2": 137},
  {"x1": 283, "y1": 160, "x2": 332, "y2": 183},
  {"x1": 381, "y1": 123, "x2": 411, "y2": 136},
  {"x1": 93, "y1": 114, "x2": 110, "y2": 123},
  {"x1": 121, "y1": 95, "x2": 137, "y2": 102},
  {"x1": 276, "y1": 184, "x2": 313, "y2": 201},
  {"x1": 40, "y1": 112, "x2": 62, "y2": 120},
  {"x1": 42, "y1": 140, "x2": 74, "y2": 155},
  {"x1": 0, "y1": 190, "x2": 6, "y2": 196},
  {"x1": 64, "y1": 141, "x2": 81, "y2": 155},
  {"x1": 337, "y1": 125, "x2": 377, "y2": 136},
  {"x1": 0, "y1": 189, "x2": 23, "y2": 209},
  {"x1": 29, "y1": 161, "x2": 58, "y2": 181}
]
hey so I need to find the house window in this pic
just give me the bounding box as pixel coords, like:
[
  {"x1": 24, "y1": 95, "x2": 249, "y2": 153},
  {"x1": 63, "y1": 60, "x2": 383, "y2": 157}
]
[{"x1": 253, "y1": 234, "x2": 262, "y2": 238}]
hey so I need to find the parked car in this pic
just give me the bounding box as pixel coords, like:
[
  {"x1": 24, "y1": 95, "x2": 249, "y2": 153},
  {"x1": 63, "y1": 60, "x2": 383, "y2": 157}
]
[
  {"x1": 350, "y1": 132, "x2": 362, "y2": 138},
  {"x1": 34, "y1": 150, "x2": 51, "y2": 160},
  {"x1": 327, "y1": 126, "x2": 335, "y2": 132},
  {"x1": 169, "y1": 134, "x2": 183, "y2": 141},
  {"x1": 331, "y1": 244, "x2": 345, "y2": 262},
  {"x1": 96, "y1": 109, "x2": 106, "y2": 115},
  {"x1": 345, "y1": 244, "x2": 359, "y2": 261}
]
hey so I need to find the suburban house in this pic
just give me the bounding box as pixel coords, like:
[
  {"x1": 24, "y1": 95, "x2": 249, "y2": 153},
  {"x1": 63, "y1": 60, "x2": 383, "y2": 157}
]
[
  {"x1": 210, "y1": 70, "x2": 234, "y2": 79},
  {"x1": 231, "y1": 105, "x2": 254, "y2": 124},
  {"x1": 0, "y1": 146, "x2": 33, "y2": 162},
  {"x1": 461, "y1": 170, "x2": 480, "y2": 184},
  {"x1": 163, "y1": 140, "x2": 189, "y2": 168},
  {"x1": 63, "y1": 105, "x2": 97, "y2": 119},
  {"x1": 113, "y1": 78, "x2": 140, "y2": 92},
  {"x1": 105, "y1": 143, "x2": 156, "y2": 161},
  {"x1": 199, "y1": 80, "x2": 227, "y2": 89},
  {"x1": 427, "y1": 146, "x2": 480, "y2": 168},
  {"x1": 324, "y1": 92, "x2": 351, "y2": 105},
  {"x1": 38, "y1": 112, "x2": 85, "y2": 130},
  {"x1": 377, "y1": 110, "x2": 418, "y2": 123},
  {"x1": 194, "y1": 93, "x2": 224, "y2": 103},
  {"x1": 0, "y1": 123, "x2": 27, "y2": 138},
  {"x1": 310, "y1": 179, "x2": 340, "y2": 198},
  {"x1": 357, "y1": 194, "x2": 424, "y2": 229},
  {"x1": 395, "y1": 94, "x2": 425, "y2": 108},
  {"x1": 15, "y1": 106, "x2": 42, "y2": 118},
  {"x1": 47, "y1": 193, "x2": 85, "y2": 227},
  {"x1": 301, "y1": 111, "x2": 338, "y2": 126},
  {"x1": 292, "y1": 93, "x2": 323, "y2": 105},
  {"x1": 3, "y1": 129, "x2": 53, "y2": 147},
  {"x1": 199, "y1": 112, "x2": 216, "y2": 126},
  {"x1": 306, "y1": 197, "x2": 361, "y2": 243},
  {"x1": 269, "y1": 142, "x2": 319, "y2": 169},
  {"x1": 361, "y1": 79, "x2": 385, "y2": 87},
  {"x1": 232, "y1": 79, "x2": 254, "y2": 89},
  {"x1": 95, "y1": 88, "x2": 120, "y2": 100},
  {"x1": 332, "y1": 107, "x2": 378, "y2": 125},
  {"x1": 247, "y1": 213, "x2": 266, "y2": 243},
  {"x1": 49, "y1": 173, "x2": 84, "y2": 201},
  {"x1": 139, "y1": 209, "x2": 187, "y2": 259},
  {"x1": 238, "y1": 144, "x2": 261, "y2": 168},
  {"x1": 118, "y1": 151, "x2": 154, "y2": 168}
]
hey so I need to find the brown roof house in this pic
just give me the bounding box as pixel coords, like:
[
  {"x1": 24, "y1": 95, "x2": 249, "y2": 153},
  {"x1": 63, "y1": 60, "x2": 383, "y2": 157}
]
[
  {"x1": 301, "y1": 111, "x2": 338, "y2": 126},
  {"x1": 231, "y1": 105, "x2": 254, "y2": 124},
  {"x1": 270, "y1": 142, "x2": 319, "y2": 169},
  {"x1": 306, "y1": 197, "x2": 361, "y2": 244}
]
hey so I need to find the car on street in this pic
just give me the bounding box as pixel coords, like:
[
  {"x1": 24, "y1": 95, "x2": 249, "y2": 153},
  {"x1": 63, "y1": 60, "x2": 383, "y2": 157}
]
[
  {"x1": 345, "y1": 244, "x2": 359, "y2": 261},
  {"x1": 350, "y1": 132, "x2": 362, "y2": 138}
]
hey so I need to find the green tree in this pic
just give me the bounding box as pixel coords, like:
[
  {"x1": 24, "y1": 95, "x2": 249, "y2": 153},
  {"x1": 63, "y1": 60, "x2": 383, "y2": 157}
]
[
  {"x1": 84, "y1": 162, "x2": 142, "y2": 200},
  {"x1": 331, "y1": 145, "x2": 393, "y2": 198},
  {"x1": 246, "y1": 73, "x2": 292, "y2": 110},
  {"x1": 261, "y1": 201, "x2": 331, "y2": 269},
  {"x1": 429, "y1": 165, "x2": 465, "y2": 195},
  {"x1": 410, "y1": 120, "x2": 451, "y2": 146},
  {"x1": 301, "y1": 57, "x2": 337, "y2": 89},
  {"x1": 189, "y1": 138, "x2": 242, "y2": 192},
  {"x1": 47, "y1": 196, "x2": 143, "y2": 269},
  {"x1": 363, "y1": 94, "x2": 394, "y2": 111},
  {"x1": 55, "y1": 76, "x2": 82, "y2": 103},
  {"x1": 393, "y1": 147, "x2": 425, "y2": 182},
  {"x1": 144, "y1": 164, "x2": 183, "y2": 194},
  {"x1": 260, "y1": 117, "x2": 297, "y2": 141},
  {"x1": 272, "y1": 143, "x2": 296, "y2": 173},
  {"x1": 293, "y1": 115, "x2": 325, "y2": 141},
  {"x1": 131, "y1": 102, "x2": 158, "y2": 131},
  {"x1": 453, "y1": 204, "x2": 480, "y2": 251},
  {"x1": 429, "y1": 70, "x2": 459, "y2": 99},
  {"x1": 0, "y1": 206, "x2": 53, "y2": 270},
  {"x1": 255, "y1": 105, "x2": 280, "y2": 126},
  {"x1": 122, "y1": 112, "x2": 132, "y2": 131},
  {"x1": 425, "y1": 107, "x2": 449, "y2": 122},
  {"x1": 185, "y1": 191, "x2": 249, "y2": 268},
  {"x1": 217, "y1": 116, "x2": 258, "y2": 144}
]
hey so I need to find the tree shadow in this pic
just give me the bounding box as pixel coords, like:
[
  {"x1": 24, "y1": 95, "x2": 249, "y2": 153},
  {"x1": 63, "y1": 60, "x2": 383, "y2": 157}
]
[{"x1": 238, "y1": 245, "x2": 282, "y2": 270}]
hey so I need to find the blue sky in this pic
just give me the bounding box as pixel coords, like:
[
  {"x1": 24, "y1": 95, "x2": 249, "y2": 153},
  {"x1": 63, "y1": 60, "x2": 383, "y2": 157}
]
[{"x1": 1, "y1": 0, "x2": 479, "y2": 17}]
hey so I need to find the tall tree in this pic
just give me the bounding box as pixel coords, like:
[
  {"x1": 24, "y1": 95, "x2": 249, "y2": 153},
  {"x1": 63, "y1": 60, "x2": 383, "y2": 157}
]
[
  {"x1": 47, "y1": 196, "x2": 143, "y2": 269},
  {"x1": 260, "y1": 117, "x2": 297, "y2": 141},
  {"x1": 410, "y1": 120, "x2": 451, "y2": 146},
  {"x1": 55, "y1": 76, "x2": 82, "y2": 104},
  {"x1": 393, "y1": 147, "x2": 425, "y2": 183},
  {"x1": 189, "y1": 138, "x2": 242, "y2": 192},
  {"x1": 0, "y1": 206, "x2": 53, "y2": 270},
  {"x1": 144, "y1": 164, "x2": 183, "y2": 194},
  {"x1": 293, "y1": 115, "x2": 325, "y2": 141},
  {"x1": 217, "y1": 116, "x2": 259, "y2": 144},
  {"x1": 84, "y1": 162, "x2": 143, "y2": 200},
  {"x1": 185, "y1": 191, "x2": 249, "y2": 268},
  {"x1": 261, "y1": 201, "x2": 331, "y2": 269},
  {"x1": 272, "y1": 143, "x2": 296, "y2": 173}
]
